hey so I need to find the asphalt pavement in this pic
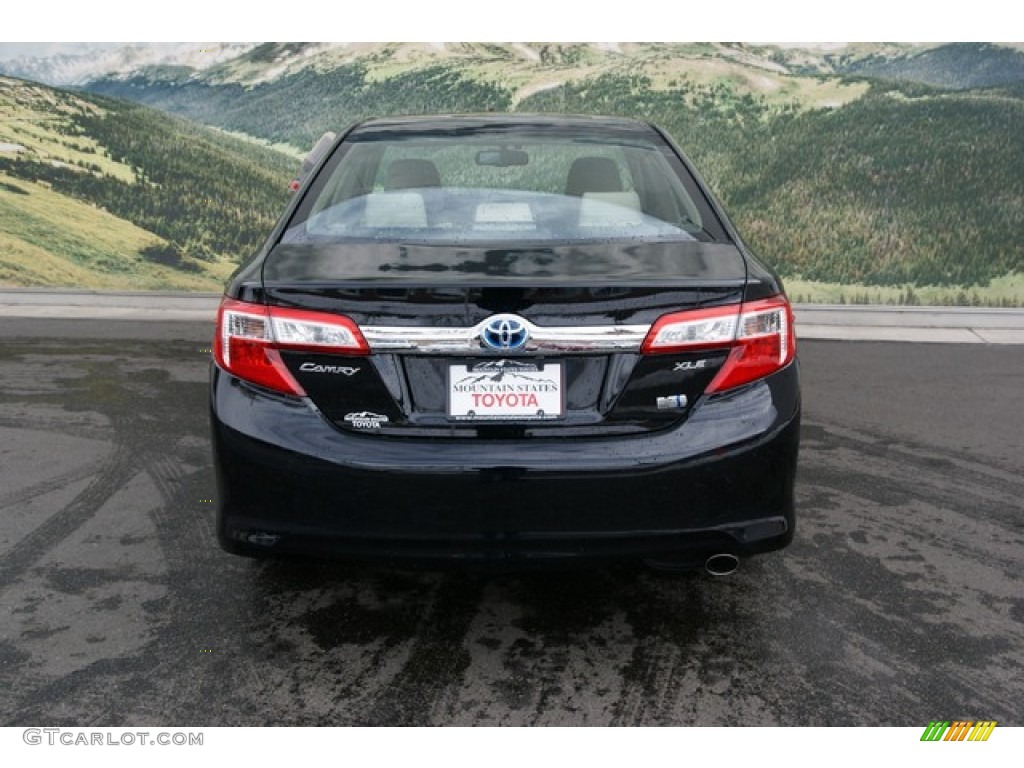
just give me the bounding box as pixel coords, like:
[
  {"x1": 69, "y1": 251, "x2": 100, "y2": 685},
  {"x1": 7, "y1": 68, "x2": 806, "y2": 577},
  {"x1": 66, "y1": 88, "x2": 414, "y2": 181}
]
[{"x1": 0, "y1": 319, "x2": 1021, "y2": 726}]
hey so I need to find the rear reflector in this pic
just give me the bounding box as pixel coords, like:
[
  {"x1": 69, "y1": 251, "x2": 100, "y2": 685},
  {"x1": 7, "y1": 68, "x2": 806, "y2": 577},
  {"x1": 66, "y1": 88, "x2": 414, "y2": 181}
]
[
  {"x1": 642, "y1": 296, "x2": 795, "y2": 393},
  {"x1": 214, "y1": 298, "x2": 368, "y2": 396}
]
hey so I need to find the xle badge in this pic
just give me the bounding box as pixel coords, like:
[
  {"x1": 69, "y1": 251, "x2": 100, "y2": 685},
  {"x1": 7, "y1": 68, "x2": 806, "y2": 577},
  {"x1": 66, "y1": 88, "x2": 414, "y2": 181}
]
[{"x1": 674, "y1": 360, "x2": 708, "y2": 372}]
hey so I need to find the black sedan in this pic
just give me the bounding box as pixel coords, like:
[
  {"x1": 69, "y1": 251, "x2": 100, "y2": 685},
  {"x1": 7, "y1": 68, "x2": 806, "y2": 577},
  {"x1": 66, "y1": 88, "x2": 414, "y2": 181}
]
[{"x1": 210, "y1": 114, "x2": 800, "y2": 574}]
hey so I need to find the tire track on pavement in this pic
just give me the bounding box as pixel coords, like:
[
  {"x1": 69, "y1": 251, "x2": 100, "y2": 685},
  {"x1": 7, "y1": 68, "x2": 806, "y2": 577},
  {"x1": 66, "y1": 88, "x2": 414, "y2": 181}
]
[
  {"x1": 0, "y1": 445, "x2": 141, "y2": 589},
  {"x1": 358, "y1": 575, "x2": 485, "y2": 725}
]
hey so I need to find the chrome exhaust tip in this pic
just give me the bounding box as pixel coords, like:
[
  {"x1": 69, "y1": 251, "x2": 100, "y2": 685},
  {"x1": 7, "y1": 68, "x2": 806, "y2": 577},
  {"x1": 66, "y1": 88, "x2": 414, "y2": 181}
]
[
  {"x1": 246, "y1": 531, "x2": 282, "y2": 547},
  {"x1": 705, "y1": 553, "x2": 739, "y2": 576}
]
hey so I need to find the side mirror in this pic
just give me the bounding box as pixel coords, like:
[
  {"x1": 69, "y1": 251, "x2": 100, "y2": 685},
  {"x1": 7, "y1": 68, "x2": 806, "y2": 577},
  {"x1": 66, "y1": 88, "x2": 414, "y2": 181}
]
[{"x1": 292, "y1": 132, "x2": 337, "y2": 190}]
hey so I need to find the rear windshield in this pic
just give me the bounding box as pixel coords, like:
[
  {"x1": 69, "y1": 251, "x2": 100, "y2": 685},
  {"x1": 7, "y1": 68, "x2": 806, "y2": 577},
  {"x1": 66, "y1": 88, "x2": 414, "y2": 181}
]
[{"x1": 281, "y1": 126, "x2": 726, "y2": 246}]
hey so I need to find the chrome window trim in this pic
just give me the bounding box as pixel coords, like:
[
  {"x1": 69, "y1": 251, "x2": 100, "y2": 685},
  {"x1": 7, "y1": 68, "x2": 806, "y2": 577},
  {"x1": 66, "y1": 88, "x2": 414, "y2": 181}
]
[{"x1": 362, "y1": 317, "x2": 650, "y2": 355}]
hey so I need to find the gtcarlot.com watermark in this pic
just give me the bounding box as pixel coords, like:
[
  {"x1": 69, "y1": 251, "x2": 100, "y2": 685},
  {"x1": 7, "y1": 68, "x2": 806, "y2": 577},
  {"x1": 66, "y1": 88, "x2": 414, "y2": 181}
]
[{"x1": 23, "y1": 728, "x2": 203, "y2": 747}]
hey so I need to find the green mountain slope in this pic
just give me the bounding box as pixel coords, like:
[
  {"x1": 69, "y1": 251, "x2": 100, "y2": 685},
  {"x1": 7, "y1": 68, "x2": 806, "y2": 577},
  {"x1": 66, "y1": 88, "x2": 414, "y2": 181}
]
[
  {"x1": 521, "y1": 76, "x2": 1024, "y2": 289},
  {"x1": 79, "y1": 43, "x2": 1024, "y2": 294},
  {"x1": 98, "y1": 62, "x2": 512, "y2": 152},
  {"x1": 0, "y1": 76, "x2": 293, "y2": 289},
  {"x1": 840, "y1": 43, "x2": 1024, "y2": 90},
  {"x1": 726, "y1": 84, "x2": 1024, "y2": 286},
  {"x1": 5, "y1": 43, "x2": 1024, "y2": 298},
  {"x1": 0, "y1": 171, "x2": 222, "y2": 289},
  {"x1": 84, "y1": 42, "x2": 868, "y2": 150}
]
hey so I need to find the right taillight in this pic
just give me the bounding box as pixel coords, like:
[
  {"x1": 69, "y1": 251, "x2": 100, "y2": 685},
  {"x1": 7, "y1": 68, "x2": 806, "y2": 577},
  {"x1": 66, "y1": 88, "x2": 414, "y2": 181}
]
[
  {"x1": 642, "y1": 295, "x2": 795, "y2": 393},
  {"x1": 213, "y1": 297, "x2": 368, "y2": 396}
]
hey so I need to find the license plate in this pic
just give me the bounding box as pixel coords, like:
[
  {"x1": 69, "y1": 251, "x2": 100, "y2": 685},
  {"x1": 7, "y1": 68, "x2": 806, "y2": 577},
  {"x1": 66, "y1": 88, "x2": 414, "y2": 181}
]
[{"x1": 448, "y1": 360, "x2": 563, "y2": 421}]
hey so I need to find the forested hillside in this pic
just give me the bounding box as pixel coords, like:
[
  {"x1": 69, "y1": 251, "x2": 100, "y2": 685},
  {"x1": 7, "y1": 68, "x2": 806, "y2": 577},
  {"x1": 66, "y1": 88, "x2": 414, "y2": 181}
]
[
  {"x1": 840, "y1": 43, "x2": 1024, "y2": 90},
  {"x1": 81, "y1": 43, "x2": 1024, "y2": 295},
  {"x1": 94, "y1": 62, "x2": 513, "y2": 152},
  {"x1": 0, "y1": 77, "x2": 293, "y2": 288},
  {"x1": 520, "y1": 75, "x2": 1024, "y2": 286},
  {"x1": 4, "y1": 42, "x2": 1024, "y2": 300},
  {"x1": 727, "y1": 84, "x2": 1024, "y2": 286}
]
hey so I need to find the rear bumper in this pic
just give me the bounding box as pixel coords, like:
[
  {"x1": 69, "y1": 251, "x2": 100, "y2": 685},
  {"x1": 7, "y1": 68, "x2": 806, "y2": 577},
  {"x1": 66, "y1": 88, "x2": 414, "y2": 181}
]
[{"x1": 210, "y1": 362, "x2": 800, "y2": 566}]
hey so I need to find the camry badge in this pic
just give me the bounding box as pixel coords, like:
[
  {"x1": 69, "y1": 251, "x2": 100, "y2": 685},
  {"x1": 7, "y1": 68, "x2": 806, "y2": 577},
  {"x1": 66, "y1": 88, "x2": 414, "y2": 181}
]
[
  {"x1": 480, "y1": 315, "x2": 529, "y2": 352},
  {"x1": 299, "y1": 363, "x2": 360, "y2": 375}
]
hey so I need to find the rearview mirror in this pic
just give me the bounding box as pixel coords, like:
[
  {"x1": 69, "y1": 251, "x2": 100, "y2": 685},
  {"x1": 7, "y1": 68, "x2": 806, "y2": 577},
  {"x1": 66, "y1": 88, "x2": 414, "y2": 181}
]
[{"x1": 476, "y1": 148, "x2": 529, "y2": 167}]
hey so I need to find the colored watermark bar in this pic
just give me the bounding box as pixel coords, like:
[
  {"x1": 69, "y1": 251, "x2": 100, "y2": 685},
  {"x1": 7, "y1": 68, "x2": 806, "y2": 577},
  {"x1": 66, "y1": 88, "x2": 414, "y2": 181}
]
[{"x1": 920, "y1": 721, "x2": 997, "y2": 742}]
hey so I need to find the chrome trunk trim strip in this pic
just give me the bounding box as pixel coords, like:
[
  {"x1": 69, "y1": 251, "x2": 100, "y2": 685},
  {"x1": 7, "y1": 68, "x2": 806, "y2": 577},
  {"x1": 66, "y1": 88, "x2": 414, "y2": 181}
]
[{"x1": 362, "y1": 318, "x2": 650, "y2": 355}]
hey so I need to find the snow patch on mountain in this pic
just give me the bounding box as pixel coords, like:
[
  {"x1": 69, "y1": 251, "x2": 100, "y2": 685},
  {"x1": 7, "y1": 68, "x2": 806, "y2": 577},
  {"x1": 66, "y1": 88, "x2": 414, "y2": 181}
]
[{"x1": 511, "y1": 43, "x2": 540, "y2": 61}]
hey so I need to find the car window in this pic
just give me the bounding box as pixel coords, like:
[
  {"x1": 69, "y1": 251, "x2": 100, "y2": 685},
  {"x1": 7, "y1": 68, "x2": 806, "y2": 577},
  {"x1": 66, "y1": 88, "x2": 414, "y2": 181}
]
[{"x1": 282, "y1": 129, "x2": 722, "y2": 246}]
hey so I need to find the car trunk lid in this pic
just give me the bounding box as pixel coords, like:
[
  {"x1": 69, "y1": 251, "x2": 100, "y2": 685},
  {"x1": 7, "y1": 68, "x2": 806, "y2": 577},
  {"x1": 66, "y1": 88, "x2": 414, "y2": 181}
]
[{"x1": 261, "y1": 240, "x2": 748, "y2": 437}]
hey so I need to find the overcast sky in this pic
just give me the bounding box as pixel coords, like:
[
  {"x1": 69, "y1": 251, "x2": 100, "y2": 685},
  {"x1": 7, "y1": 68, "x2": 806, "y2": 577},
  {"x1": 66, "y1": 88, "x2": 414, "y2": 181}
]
[{"x1": 0, "y1": 43, "x2": 222, "y2": 62}]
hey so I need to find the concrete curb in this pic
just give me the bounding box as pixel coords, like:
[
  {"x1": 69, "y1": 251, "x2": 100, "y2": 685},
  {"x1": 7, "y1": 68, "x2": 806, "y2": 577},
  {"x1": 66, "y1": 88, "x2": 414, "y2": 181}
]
[
  {"x1": 794, "y1": 305, "x2": 1024, "y2": 344},
  {"x1": 1, "y1": 289, "x2": 1023, "y2": 344}
]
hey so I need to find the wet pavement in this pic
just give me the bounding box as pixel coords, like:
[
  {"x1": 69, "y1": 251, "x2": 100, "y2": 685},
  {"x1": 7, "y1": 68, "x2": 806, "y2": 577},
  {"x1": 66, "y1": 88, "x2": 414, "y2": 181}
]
[{"x1": 1, "y1": 324, "x2": 1022, "y2": 726}]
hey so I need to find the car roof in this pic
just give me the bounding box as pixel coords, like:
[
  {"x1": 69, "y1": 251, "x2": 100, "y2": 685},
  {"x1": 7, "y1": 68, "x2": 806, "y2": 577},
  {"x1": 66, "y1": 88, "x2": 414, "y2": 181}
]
[{"x1": 346, "y1": 113, "x2": 660, "y2": 140}]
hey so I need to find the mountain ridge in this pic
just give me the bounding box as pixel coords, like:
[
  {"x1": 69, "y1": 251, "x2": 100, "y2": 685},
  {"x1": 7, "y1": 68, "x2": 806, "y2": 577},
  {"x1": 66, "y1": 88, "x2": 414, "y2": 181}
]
[
  {"x1": 0, "y1": 43, "x2": 258, "y2": 86},
  {"x1": 2, "y1": 43, "x2": 1024, "y2": 297},
  {"x1": 8, "y1": 42, "x2": 1022, "y2": 94}
]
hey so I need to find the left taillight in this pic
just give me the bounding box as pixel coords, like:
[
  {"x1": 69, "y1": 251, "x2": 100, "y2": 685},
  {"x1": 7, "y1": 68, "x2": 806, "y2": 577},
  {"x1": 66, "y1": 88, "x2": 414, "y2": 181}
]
[
  {"x1": 642, "y1": 295, "x2": 796, "y2": 393},
  {"x1": 213, "y1": 297, "x2": 369, "y2": 396}
]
